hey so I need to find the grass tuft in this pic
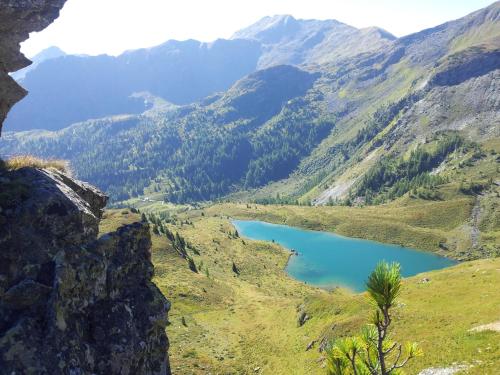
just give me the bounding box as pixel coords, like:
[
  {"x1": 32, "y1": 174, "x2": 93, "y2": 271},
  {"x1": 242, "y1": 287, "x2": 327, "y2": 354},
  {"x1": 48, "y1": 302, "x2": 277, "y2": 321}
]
[{"x1": 2, "y1": 155, "x2": 70, "y2": 173}]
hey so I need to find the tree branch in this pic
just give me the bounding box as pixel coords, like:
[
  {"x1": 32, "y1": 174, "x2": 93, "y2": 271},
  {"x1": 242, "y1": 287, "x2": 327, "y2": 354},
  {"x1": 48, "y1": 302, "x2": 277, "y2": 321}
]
[
  {"x1": 387, "y1": 344, "x2": 403, "y2": 372},
  {"x1": 383, "y1": 342, "x2": 398, "y2": 355}
]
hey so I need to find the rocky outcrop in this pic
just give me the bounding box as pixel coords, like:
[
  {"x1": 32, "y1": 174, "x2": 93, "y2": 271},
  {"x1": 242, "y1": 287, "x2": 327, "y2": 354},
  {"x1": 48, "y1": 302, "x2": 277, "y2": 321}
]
[
  {"x1": 430, "y1": 46, "x2": 500, "y2": 87},
  {"x1": 0, "y1": 0, "x2": 67, "y2": 134},
  {"x1": 296, "y1": 304, "x2": 310, "y2": 327},
  {"x1": 1, "y1": 1, "x2": 171, "y2": 373},
  {"x1": 0, "y1": 167, "x2": 171, "y2": 374}
]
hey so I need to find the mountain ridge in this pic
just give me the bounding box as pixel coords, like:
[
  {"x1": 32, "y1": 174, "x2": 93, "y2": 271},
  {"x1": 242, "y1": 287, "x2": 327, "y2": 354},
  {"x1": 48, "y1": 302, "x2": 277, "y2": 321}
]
[
  {"x1": 5, "y1": 12, "x2": 397, "y2": 132},
  {"x1": 5, "y1": 38, "x2": 262, "y2": 132},
  {"x1": 11, "y1": 46, "x2": 66, "y2": 81}
]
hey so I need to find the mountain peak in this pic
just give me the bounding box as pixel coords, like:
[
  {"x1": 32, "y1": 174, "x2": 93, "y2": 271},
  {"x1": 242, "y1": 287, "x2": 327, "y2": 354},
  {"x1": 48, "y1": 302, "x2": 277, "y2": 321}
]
[
  {"x1": 11, "y1": 45, "x2": 66, "y2": 81},
  {"x1": 232, "y1": 14, "x2": 300, "y2": 43},
  {"x1": 30, "y1": 45, "x2": 66, "y2": 60},
  {"x1": 359, "y1": 26, "x2": 396, "y2": 41}
]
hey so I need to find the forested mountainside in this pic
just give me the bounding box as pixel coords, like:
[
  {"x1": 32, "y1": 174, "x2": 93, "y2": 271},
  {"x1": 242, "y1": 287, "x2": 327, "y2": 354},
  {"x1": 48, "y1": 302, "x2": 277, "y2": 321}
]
[
  {"x1": 1, "y1": 65, "x2": 326, "y2": 201},
  {"x1": 1, "y1": 1, "x2": 499, "y2": 205}
]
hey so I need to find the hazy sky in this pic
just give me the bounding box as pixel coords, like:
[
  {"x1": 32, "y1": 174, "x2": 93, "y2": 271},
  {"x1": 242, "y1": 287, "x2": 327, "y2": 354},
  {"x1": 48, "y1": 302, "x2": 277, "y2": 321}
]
[{"x1": 21, "y1": 0, "x2": 494, "y2": 57}]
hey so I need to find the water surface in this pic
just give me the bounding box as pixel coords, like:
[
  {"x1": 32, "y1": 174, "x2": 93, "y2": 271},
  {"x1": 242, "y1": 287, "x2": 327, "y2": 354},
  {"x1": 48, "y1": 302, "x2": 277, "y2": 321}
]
[{"x1": 233, "y1": 220, "x2": 457, "y2": 292}]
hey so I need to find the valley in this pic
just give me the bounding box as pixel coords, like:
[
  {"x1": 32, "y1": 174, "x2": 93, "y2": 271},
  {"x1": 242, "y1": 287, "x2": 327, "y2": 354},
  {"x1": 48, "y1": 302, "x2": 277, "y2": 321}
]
[
  {"x1": 2, "y1": 2, "x2": 499, "y2": 208},
  {"x1": 1, "y1": 1, "x2": 499, "y2": 374},
  {"x1": 99, "y1": 205, "x2": 500, "y2": 374}
]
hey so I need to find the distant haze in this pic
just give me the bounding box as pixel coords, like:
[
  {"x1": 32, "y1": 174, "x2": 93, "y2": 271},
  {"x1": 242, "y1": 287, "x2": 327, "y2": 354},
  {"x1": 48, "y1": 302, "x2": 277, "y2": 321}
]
[{"x1": 21, "y1": 0, "x2": 494, "y2": 57}]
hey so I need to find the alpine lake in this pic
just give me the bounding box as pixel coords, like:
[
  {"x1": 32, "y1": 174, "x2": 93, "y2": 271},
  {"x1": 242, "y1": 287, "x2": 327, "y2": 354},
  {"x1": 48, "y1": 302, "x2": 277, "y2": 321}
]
[{"x1": 233, "y1": 220, "x2": 457, "y2": 292}]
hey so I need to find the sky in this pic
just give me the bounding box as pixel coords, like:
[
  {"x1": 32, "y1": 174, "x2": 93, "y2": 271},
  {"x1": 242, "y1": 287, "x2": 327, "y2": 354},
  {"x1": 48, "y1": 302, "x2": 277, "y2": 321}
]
[{"x1": 21, "y1": 0, "x2": 494, "y2": 57}]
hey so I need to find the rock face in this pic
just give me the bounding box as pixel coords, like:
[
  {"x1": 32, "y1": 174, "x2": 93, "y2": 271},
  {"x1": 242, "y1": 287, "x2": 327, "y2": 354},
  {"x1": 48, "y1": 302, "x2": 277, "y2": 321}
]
[
  {"x1": 430, "y1": 46, "x2": 500, "y2": 87},
  {"x1": 0, "y1": 167, "x2": 171, "y2": 374},
  {"x1": 0, "y1": 0, "x2": 67, "y2": 134}
]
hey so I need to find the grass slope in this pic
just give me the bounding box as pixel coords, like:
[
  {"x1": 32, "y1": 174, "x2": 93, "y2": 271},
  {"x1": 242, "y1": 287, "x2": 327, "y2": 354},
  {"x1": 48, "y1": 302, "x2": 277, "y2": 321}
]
[{"x1": 100, "y1": 207, "x2": 500, "y2": 374}]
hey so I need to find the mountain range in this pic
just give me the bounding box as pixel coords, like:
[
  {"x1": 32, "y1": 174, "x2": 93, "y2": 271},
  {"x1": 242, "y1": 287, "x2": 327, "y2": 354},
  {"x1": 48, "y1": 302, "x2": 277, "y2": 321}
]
[
  {"x1": 1, "y1": 1, "x2": 499, "y2": 206},
  {"x1": 4, "y1": 14, "x2": 399, "y2": 133}
]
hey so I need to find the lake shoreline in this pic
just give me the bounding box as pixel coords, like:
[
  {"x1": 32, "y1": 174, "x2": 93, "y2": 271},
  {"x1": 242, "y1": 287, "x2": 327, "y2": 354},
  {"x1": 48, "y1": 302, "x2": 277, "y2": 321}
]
[{"x1": 232, "y1": 219, "x2": 458, "y2": 292}]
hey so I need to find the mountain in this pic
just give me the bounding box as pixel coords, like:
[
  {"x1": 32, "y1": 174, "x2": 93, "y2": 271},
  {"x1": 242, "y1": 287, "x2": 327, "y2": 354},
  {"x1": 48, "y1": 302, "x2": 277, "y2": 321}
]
[
  {"x1": 10, "y1": 46, "x2": 66, "y2": 81},
  {"x1": 5, "y1": 15, "x2": 395, "y2": 133},
  {"x1": 1, "y1": 2, "x2": 499, "y2": 208},
  {"x1": 4, "y1": 38, "x2": 262, "y2": 132},
  {"x1": 232, "y1": 14, "x2": 396, "y2": 68},
  {"x1": 284, "y1": 1, "x2": 500, "y2": 204}
]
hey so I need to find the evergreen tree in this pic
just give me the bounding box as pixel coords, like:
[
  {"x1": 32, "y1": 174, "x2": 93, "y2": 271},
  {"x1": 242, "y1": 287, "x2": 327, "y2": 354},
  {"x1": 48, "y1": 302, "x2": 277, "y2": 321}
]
[
  {"x1": 327, "y1": 262, "x2": 421, "y2": 375},
  {"x1": 187, "y1": 256, "x2": 198, "y2": 273}
]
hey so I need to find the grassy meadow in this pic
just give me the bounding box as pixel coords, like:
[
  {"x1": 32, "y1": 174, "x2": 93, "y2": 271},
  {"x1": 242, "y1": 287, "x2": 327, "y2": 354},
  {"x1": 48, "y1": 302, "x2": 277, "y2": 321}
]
[{"x1": 100, "y1": 205, "x2": 500, "y2": 374}]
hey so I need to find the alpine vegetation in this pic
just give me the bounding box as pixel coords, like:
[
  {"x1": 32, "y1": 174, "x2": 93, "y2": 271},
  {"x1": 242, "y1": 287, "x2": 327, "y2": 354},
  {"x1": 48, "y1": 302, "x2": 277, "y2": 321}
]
[{"x1": 327, "y1": 262, "x2": 422, "y2": 375}]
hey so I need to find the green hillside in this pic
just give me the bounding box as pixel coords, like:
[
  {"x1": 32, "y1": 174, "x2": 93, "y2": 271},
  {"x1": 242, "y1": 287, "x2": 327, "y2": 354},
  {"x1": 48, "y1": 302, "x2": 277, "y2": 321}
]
[
  {"x1": 100, "y1": 206, "x2": 500, "y2": 374},
  {"x1": 2, "y1": 1, "x2": 499, "y2": 375}
]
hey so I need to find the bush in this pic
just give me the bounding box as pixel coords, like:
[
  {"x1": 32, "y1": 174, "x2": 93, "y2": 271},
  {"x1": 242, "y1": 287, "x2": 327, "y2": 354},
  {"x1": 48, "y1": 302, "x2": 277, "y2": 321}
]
[{"x1": 459, "y1": 180, "x2": 486, "y2": 195}]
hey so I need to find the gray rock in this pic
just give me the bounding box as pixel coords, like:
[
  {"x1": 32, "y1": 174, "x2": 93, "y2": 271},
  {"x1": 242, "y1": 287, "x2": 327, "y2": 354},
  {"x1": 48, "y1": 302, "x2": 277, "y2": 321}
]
[
  {"x1": 297, "y1": 310, "x2": 310, "y2": 327},
  {"x1": 0, "y1": 168, "x2": 171, "y2": 374},
  {"x1": 418, "y1": 365, "x2": 469, "y2": 375},
  {"x1": 306, "y1": 340, "x2": 317, "y2": 351},
  {"x1": 2, "y1": 279, "x2": 52, "y2": 309}
]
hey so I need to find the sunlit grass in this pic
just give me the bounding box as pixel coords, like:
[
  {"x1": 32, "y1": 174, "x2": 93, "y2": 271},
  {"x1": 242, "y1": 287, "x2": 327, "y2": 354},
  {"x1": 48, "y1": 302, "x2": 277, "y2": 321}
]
[{"x1": 2, "y1": 155, "x2": 69, "y2": 173}]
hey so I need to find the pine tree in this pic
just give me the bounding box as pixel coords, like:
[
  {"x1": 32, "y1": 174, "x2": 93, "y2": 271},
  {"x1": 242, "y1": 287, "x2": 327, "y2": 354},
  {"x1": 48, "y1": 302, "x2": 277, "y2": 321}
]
[
  {"x1": 327, "y1": 262, "x2": 421, "y2": 375},
  {"x1": 187, "y1": 256, "x2": 198, "y2": 273}
]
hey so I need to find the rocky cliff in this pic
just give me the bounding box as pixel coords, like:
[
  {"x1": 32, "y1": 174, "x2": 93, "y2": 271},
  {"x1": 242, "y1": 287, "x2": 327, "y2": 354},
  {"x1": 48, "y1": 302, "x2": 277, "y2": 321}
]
[
  {"x1": 0, "y1": 168, "x2": 171, "y2": 374},
  {"x1": 0, "y1": 1, "x2": 171, "y2": 373}
]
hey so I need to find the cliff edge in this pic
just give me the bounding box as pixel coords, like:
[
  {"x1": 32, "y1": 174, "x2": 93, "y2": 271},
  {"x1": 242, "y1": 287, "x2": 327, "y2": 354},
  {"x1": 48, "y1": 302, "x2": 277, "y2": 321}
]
[{"x1": 0, "y1": 0, "x2": 66, "y2": 134}]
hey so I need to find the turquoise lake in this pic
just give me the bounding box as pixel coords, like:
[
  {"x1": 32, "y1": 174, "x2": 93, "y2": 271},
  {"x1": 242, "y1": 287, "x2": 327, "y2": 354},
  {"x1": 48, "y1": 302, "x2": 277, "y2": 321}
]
[{"x1": 232, "y1": 220, "x2": 457, "y2": 292}]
